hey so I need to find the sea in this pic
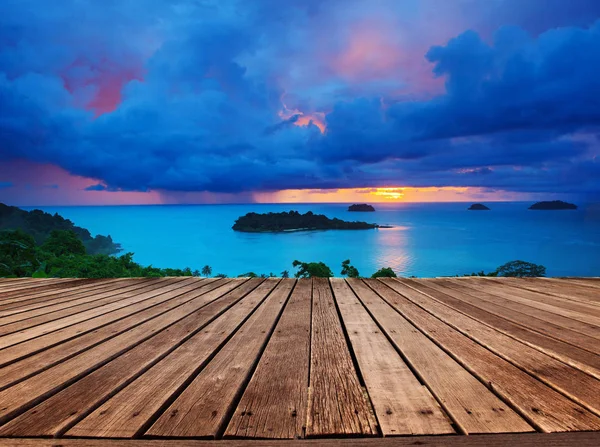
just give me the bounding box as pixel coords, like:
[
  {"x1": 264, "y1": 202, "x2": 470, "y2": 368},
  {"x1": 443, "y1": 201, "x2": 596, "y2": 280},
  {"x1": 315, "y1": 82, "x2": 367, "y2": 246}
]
[{"x1": 25, "y1": 202, "x2": 600, "y2": 278}]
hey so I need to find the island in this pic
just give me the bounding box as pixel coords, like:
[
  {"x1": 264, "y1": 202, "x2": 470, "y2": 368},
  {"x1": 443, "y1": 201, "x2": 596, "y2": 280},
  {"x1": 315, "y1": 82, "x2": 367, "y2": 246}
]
[
  {"x1": 348, "y1": 203, "x2": 375, "y2": 212},
  {"x1": 0, "y1": 203, "x2": 121, "y2": 255},
  {"x1": 468, "y1": 203, "x2": 490, "y2": 210},
  {"x1": 232, "y1": 210, "x2": 387, "y2": 233},
  {"x1": 528, "y1": 200, "x2": 577, "y2": 210}
]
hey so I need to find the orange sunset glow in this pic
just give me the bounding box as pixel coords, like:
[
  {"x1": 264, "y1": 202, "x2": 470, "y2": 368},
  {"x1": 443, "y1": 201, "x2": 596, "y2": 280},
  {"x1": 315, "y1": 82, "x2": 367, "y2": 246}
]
[{"x1": 253, "y1": 186, "x2": 534, "y2": 203}]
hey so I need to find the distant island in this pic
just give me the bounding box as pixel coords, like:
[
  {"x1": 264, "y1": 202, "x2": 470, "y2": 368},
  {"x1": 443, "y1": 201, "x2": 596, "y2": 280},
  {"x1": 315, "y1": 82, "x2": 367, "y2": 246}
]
[
  {"x1": 468, "y1": 203, "x2": 490, "y2": 210},
  {"x1": 0, "y1": 203, "x2": 121, "y2": 255},
  {"x1": 232, "y1": 210, "x2": 387, "y2": 233},
  {"x1": 529, "y1": 200, "x2": 577, "y2": 210},
  {"x1": 348, "y1": 204, "x2": 375, "y2": 212}
]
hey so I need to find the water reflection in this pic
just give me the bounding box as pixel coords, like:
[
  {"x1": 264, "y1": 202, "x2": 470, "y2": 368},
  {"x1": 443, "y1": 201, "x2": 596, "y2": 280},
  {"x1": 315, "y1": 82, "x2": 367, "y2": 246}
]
[{"x1": 373, "y1": 226, "x2": 413, "y2": 276}]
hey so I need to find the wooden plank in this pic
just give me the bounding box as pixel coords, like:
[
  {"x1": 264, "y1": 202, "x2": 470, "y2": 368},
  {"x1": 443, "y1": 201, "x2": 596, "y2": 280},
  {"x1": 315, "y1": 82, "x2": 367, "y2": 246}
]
[
  {"x1": 458, "y1": 279, "x2": 600, "y2": 328},
  {"x1": 484, "y1": 279, "x2": 600, "y2": 312},
  {"x1": 0, "y1": 278, "x2": 141, "y2": 314},
  {"x1": 0, "y1": 278, "x2": 194, "y2": 348},
  {"x1": 332, "y1": 278, "x2": 454, "y2": 436},
  {"x1": 0, "y1": 279, "x2": 266, "y2": 437},
  {"x1": 0, "y1": 279, "x2": 248, "y2": 426},
  {"x1": 0, "y1": 279, "x2": 122, "y2": 309},
  {"x1": 367, "y1": 279, "x2": 600, "y2": 432},
  {"x1": 411, "y1": 279, "x2": 600, "y2": 380},
  {"x1": 224, "y1": 278, "x2": 312, "y2": 439},
  {"x1": 0, "y1": 279, "x2": 227, "y2": 390},
  {"x1": 146, "y1": 279, "x2": 294, "y2": 438},
  {"x1": 347, "y1": 278, "x2": 533, "y2": 435},
  {"x1": 306, "y1": 277, "x2": 377, "y2": 437},
  {"x1": 511, "y1": 278, "x2": 600, "y2": 302},
  {"x1": 444, "y1": 278, "x2": 600, "y2": 341},
  {"x1": 0, "y1": 279, "x2": 172, "y2": 333},
  {"x1": 389, "y1": 279, "x2": 600, "y2": 418},
  {"x1": 2, "y1": 433, "x2": 600, "y2": 446},
  {"x1": 0, "y1": 279, "x2": 88, "y2": 297},
  {"x1": 68, "y1": 279, "x2": 278, "y2": 439}
]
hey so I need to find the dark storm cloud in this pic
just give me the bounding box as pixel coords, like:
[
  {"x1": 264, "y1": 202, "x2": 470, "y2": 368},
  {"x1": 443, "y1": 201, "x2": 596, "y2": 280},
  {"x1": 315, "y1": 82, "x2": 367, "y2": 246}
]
[{"x1": 0, "y1": 0, "x2": 598, "y2": 198}]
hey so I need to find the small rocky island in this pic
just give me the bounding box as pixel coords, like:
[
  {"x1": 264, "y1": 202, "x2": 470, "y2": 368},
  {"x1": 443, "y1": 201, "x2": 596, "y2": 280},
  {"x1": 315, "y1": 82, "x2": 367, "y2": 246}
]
[
  {"x1": 232, "y1": 210, "x2": 386, "y2": 233},
  {"x1": 529, "y1": 200, "x2": 577, "y2": 210},
  {"x1": 348, "y1": 203, "x2": 375, "y2": 212},
  {"x1": 468, "y1": 203, "x2": 490, "y2": 211}
]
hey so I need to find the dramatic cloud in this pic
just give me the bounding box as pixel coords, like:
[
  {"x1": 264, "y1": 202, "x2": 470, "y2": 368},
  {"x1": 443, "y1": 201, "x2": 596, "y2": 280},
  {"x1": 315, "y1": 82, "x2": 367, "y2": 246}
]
[{"x1": 0, "y1": 0, "x2": 599, "y2": 202}]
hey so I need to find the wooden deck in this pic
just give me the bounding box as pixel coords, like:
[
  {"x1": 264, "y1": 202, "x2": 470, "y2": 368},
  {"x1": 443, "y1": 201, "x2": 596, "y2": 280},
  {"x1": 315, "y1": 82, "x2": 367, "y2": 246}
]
[{"x1": 0, "y1": 276, "x2": 599, "y2": 446}]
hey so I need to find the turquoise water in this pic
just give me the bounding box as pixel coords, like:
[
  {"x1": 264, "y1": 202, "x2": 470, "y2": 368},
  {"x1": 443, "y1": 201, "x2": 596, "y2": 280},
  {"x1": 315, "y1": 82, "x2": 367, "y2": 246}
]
[{"x1": 26, "y1": 202, "x2": 600, "y2": 277}]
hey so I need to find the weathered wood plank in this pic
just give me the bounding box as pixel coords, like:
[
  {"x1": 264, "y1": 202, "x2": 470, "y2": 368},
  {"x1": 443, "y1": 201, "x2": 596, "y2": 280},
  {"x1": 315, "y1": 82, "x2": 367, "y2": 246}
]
[
  {"x1": 1, "y1": 432, "x2": 600, "y2": 446},
  {"x1": 224, "y1": 278, "x2": 312, "y2": 439},
  {"x1": 0, "y1": 278, "x2": 195, "y2": 348},
  {"x1": 503, "y1": 278, "x2": 600, "y2": 303},
  {"x1": 391, "y1": 279, "x2": 600, "y2": 418},
  {"x1": 0, "y1": 279, "x2": 247, "y2": 426},
  {"x1": 0, "y1": 278, "x2": 146, "y2": 316},
  {"x1": 332, "y1": 278, "x2": 454, "y2": 436},
  {"x1": 412, "y1": 279, "x2": 600, "y2": 379},
  {"x1": 0, "y1": 279, "x2": 91, "y2": 298},
  {"x1": 306, "y1": 277, "x2": 377, "y2": 437},
  {"x1": 0, "y1": 279, "x2": 174, "y2": 333},
  {"x1": 146, "y1": 279, "x2": 294, "y2": 438},
  {"x1": 0, "y1": 279, "x2": 127, "y2": 310},
  {"x1": 348, "y1": 278, "x2": 533, "y2": 435},
  {"x1": 0, "y1": 280, "x2": 265, "y2": 437},
  {"x1": 455, "y1": 279, "x2": 600, "y2": 328},
  {"x1": 67, "y1": 279, "x2": 274, "y2": 439},
  {"x1": 0, "y1": 279, "x2": 228, "y2": 390},
  {"x1": 483, "y1": 279, "x2": 600, "y2": 314},
  {"x1": 443, "y1": 278, "x2": 600, "y2": 341},
  {"x1": 368, "y1": 279, "x2": 600, "y2": 432}
]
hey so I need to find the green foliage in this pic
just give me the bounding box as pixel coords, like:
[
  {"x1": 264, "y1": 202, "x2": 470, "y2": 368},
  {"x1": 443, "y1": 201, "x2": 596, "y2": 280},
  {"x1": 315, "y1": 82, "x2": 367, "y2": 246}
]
[
  {"x1": 462, "y1": 270, "x2": 498, "y2": 277},
  {"x1": 201, "y1": 265, "x2": 212, "y2": 277},
  {"x1": 233, "y1": 210, "x2": 378, "y2": 232},
  {"x1": 214, "y1": 273, "x2": 228, "y2": 278},
  {"x1": 341, "y1": 259, "x2": 360, "y2": 278},
  {"x1": 292, "y1": 260, "x2": 333, "y2": 278},
  {"x1": 238, "y1": 272, "x2": 258, "y2": 277},
  {"x1": 371, "y1": 267, "x2": 397, "y2": 278},
  {"x1": 0, "y1": 229, "x2": 40, "y2": 277},
  {"x1": 0, "y1": 203, "x2": 121, "y2": 255},
  {"x1": 42, "y1": 230, "x2": 86, "y2": 257},
  {"x1": 280, "y1": 270, "x2": 289, "y2": 278},
  {"x1": 494, "y1": 260, "x2": 546, "y2": 277}
]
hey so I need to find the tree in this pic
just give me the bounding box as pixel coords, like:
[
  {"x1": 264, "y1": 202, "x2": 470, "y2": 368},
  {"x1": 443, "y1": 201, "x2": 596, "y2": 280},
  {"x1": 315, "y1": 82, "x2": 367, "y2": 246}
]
[
  {"x1": 238, "y1": 272, "x2": 258, "y2": 277},
  {"x1": 214, "y1": 273, "x2": 228, "y2": 278},
  {"x1": 494, "y1": 260, "x2": 546, "y2": 277},
  {"x1": 292, "y1": 260, "x2": 333, "y2": 278},
  {"x1": 371, "y1": 267, "x2": 397, "y2": 278},
  {"x1": 341, "y1": 259, "x2": 360, "y2": 278},
  {"x1": 0, "y1": 229, "x2": 40, "y2": 277},
  {"x1": 42, "y1": 230, "x2": 86, "y2": 257},
  {"x1": 201, "y1": 265, "x2": 212, "y2": 277},
  {"x1": 280, "y1": 270, "x2": 289, "y2": 278}
]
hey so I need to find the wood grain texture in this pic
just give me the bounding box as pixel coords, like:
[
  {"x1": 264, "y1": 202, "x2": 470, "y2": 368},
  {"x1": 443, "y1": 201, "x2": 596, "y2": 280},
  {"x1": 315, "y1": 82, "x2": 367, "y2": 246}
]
[
  {"x1": 0, "y1": 280, "x2": 264, "y2": 437},
  {"x1": 0, "y1": 279, "x2": 229, "y2": 374},
  {"x1": 1, "y1": 432, "x2": 600, "y2": 446},
  {"x1": 305, "y1": 278, "x2": 377, "y2": 437},
  {"x1": 333, "y1": 278, "x2": 454, "y2": 436},
  {"x1": 500, "y1": 278, "x2": 600, "y2": 303},
  {"x1": 370, "y1": 279, "x2": 600, "y2": 432},
  {"x1": 0, "y1": 280, "x2": 246, "y2": 426},
  {"x1": 411, "y1": 279, "x2": 600, "y2": 379},
  {"x1": 443, "y1": 278, "x2": 600, "y2": 341},
  {"x1": 146, "y1": 278, "x2": 293, "y2": 438},
  {"x1": 67, "y1": 278, "x2": 272, "y2": 439},
  {"x1": 224, "y1": 278, "x2": 312, "y2": 439},
  {"x1": 391, "y1": 279, "x2": 600, "y2": 418},
  {"x1": 348, "y1": 278, "x2": 532, "y2": 435}
]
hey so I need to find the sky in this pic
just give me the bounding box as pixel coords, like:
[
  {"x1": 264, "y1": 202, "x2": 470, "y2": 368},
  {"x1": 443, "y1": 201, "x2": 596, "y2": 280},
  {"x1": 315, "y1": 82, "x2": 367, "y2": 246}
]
[{"x1": 0, "y1": 0, "x2": 599, "y2": 206}]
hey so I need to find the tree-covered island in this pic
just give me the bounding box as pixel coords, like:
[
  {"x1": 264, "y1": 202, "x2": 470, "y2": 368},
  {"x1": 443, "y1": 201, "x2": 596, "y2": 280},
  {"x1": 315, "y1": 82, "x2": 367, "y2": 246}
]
[{"x1": 232, "y1": 210, "x2": 389, "y2": 232}]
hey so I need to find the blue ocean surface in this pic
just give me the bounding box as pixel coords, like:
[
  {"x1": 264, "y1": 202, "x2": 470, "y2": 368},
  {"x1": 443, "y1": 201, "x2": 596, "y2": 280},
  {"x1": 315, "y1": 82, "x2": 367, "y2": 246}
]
[{"x1": 26, "y1": 202, "x2": 600, "y2": 277}]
